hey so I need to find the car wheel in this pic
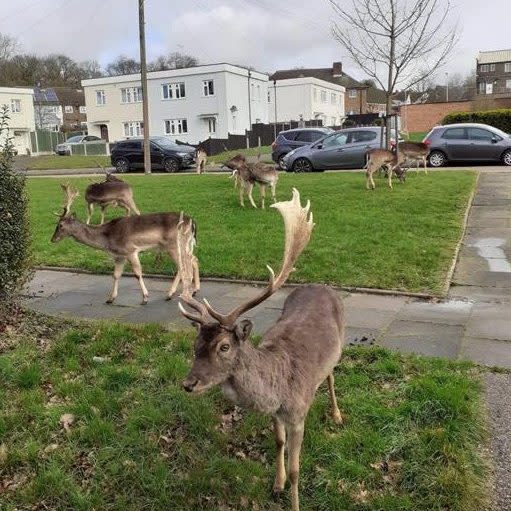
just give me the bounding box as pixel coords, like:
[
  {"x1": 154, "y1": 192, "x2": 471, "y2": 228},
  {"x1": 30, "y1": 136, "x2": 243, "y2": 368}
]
[
  {"x1": 115, "y1": 157, "x2": 130, "y2": 173},
  {"x1": 293, "y1": 158, "x2": 313, "y2": 173},
  {"x1": 502, "y1": 149, "x2": 511, "y2": 166},
  {"x1": 428, "y1": 151, "x2": 447, "y2": 168},
  {"x1": 277, "y1": 154, "x2": 287, "y2": 170},
  {"x1": 164, "y1": 158, "x2": 179, "y2": 173}
]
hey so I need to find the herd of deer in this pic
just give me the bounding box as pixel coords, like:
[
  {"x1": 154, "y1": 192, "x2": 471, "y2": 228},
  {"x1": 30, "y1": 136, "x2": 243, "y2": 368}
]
[{"x1": 49, "y1": 140, "x2": 429, "y2": 511}]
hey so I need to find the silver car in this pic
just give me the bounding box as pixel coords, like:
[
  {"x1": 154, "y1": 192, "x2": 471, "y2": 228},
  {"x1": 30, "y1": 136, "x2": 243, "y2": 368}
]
[
  {"x1": 55, "y1": 135, "x2": 102, "y2": 155},
  {"x1": 282, "y1": 126, "x2": 393, "y2": 172}
]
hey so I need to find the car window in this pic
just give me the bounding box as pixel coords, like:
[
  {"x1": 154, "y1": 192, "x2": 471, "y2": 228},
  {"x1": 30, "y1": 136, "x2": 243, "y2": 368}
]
[
  {"x1": 442, "y1": 128, "x2": 467, "y2": 140},
  {"x1": 66, "y1": 135, "x2": 83, "y2": 143},
  {"x1": 468, "y1": 128, "x2": 498, "y2": 141},
  {"x1": 294, "y1": 131, "x2": 314, "y2": 143},
  {"x1": 350, "y1": 131, "x2": 377, "y2": 143},
  {"x1": 311, "y1": 131, "x2": 326, "y2": 142},
  {"x1": 122, "y1": 141, "x2": 141, "y2": 150},
  {"x1": 282, "y1": 131, "x2": 298, "y2": 141},
  {"x1": 322, "y1": 133, "x2": 349, "y2": 148}
]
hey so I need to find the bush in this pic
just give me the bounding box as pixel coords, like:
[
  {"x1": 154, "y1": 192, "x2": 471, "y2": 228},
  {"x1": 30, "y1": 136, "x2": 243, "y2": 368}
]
[
  {"x1": 0, "y1": 105, "x2": 32, "y2": 327},
  {"x1": 442, "y1": 108, "x2": 511, "y2": 133}
]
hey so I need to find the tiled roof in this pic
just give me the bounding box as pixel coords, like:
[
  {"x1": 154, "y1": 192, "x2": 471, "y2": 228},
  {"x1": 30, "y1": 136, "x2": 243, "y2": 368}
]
[{"x1": 477, "y1": 50, "x2": 511, "y2": 64}]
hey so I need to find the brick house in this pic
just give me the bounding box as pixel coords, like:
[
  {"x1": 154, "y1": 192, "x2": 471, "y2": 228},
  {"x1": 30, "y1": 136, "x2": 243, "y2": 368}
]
[
  {"x1": 53, "y1": 87, "x2": 87, "y2": 133},
  {"x1": 476, "y1": 49, "x2": 511, "y2": 97},
  {"x1": 270, "y1": 62, "x2": 386, "y2": 116}
]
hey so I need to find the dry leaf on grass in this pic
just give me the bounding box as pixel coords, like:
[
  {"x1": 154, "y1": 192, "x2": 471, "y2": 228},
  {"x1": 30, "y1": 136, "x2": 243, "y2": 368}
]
[{"x1": 59, "y1": 413, "x2": 75, "y2": 431}]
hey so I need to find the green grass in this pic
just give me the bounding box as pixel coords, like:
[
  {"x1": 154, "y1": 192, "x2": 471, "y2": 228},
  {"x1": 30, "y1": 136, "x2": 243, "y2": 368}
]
[
  {"x1": 28, "y1": 171, "x2": 476, "y2": 294},
  {"x1": 406, "y1": 132, "x2": 429, "y2": 142},
  {"x1": 0, "y1": 316, "x2": 488, "y2": 511},
  {"x1": 19, "y1": 155, "x2": 111, "y2": 170},
  {"x1": 208, "y1": 145, "x2": 272, "y2": 164}
]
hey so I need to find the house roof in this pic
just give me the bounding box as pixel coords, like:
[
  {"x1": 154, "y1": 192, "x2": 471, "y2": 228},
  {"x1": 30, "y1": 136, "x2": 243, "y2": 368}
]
[
  {"x1": 477, "y1": 50, "x2": 511, "y2": 64},
  {"x1": 367, "y1": 87, "x2": 387, "y2": 104},
  {"x1": 33, "y1": 87, "x2": 59, "y2": 105},
  {"x1": 52, "y1": 87, "x2": 85, "y2": 107}
]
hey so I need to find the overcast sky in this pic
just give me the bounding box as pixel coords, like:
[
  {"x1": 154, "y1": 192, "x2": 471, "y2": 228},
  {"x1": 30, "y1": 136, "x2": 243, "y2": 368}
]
[{"x1": 1, "y1": 0, "x2": 509, "y2": 84}]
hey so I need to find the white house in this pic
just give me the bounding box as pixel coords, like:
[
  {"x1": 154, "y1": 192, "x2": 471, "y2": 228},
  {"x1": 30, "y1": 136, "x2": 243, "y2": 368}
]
[
  {"x1": 82, "y1": 63, "x2": 269, "y2": 144},
  {"x1": 267, "y1": 77, "x2": 345, "y2": 126},
  {"x1": 0, "y1": 87, "x2": 35, "y2": 155}
]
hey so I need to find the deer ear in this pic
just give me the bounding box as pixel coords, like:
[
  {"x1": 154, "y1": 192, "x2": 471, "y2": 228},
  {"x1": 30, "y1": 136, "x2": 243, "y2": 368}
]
[{"x1": 235, "y1": 319, "x2": 253, "y2": 342}]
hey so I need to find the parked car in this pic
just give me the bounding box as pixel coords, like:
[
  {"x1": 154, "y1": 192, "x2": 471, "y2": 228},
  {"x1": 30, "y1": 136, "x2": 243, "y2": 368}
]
[
  {"x1": 423, "y1": 123, "x2": 511, "y2": 167},
  {"x1": 281, "y1": 127, "x2": 399, "y2": 172},
  {"x1": 110, "y1": 136, "x2": 196, "y2": 173},
  {"x1": 55, "y1": 135, "x2": 102, "y2": 155},
  {"x1": 271, "y1": 127, "x2": 334, "y2": 169}
]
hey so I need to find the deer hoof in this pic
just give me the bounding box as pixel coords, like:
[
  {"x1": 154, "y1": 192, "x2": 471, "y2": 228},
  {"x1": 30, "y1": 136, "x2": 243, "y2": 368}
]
[
  {"x1": 141, "y1": 297, "x2": 148, "y2": 305},
  {"x1": 165, "y1": 295, "x2": 173, "y2": 301},
  {"x1": 105, "y1": 298, "x2": 114, "y2": 304},
  {"x1": 332, "y1": 410, "x2": 344, "y2": 426},
  {"x1": 272, "y1": 486, "x2": 285, "y2": 500}
]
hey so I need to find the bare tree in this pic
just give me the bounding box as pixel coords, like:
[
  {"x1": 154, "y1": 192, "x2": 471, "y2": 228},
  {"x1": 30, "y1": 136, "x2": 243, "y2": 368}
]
[
  {"x1": 330, "y1": 0, "x2": 458, "y2": 145},
  {"x1": 148, "y1": 52, "x2": 198, "y2": 71},
  {"x1": 106, "y1": 55, "x2": 141, "y2": 76},
  {"x1": 0, "y1": 33, "x2": 18, "y2": 61}
]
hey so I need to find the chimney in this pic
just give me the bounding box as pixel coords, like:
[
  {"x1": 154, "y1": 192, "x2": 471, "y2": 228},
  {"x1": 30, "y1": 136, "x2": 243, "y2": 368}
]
[{"x1": 332, "y1": 62, "x2": 343, "y2": 77}]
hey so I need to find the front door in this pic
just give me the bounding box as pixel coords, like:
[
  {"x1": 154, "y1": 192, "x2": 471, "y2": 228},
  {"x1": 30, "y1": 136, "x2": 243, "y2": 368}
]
[
  {"x1": 311, "y1": 132, "x2": 350, "y2": 168},
  {"x1": 466, "y1": 127, "x2": 502, "y2": 160},
  {"x1": 99, "y1": 124, "x2": 109, "y2": 142},
  {"x1": 440, "y1": 127, "x2": 469, "y2": 160}
]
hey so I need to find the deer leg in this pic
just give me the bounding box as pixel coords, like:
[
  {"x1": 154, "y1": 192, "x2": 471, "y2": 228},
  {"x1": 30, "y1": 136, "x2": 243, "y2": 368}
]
[
  {"x1": 106, "y1": 258, "x2": 126, "y2": 304},
  {"x1": 192, "y1": 255, "x2": 200, "y2": 295},
  {"x1": 327, "y1": 374, "x2": 344, "y2": 425},
  {"x1": 287, "y1": 422, "x2": 305, "y2": 511},
  {"x1": 423, "y1": 157, "x2": 428, "y2": 175},
  {"x1": 125, "y1": 198, "x2": 140, "y2": 216},
  {"x1": 271, "y1": 182, "x2": 277, "y2": 203},
  {"x1": 239, "y1": 183, "x2": 245, "y2": 207},
  {"x1": 248, "y1": 183, "x2": 258, "y2": 208},
  {"x1": 388, "y1": 166, "x2": 393, "y2": 189},
  {"x1": 128, "y1": 253, "x2": 149, "y2": 304},
  {"x1": 86, "y1": 202, "x2": 94, "y2": 225},
  {"x1": 273, "y1": 417, "x2": 287, "y2": 496},
  {"x1": 260, "y1": 184, "x2": 267, "y2": 209},
  {"x1": 100, "y1": 205, "x2": 107, "y2": 225},
  {"x1": 167, "y1": 271, "x2": 181, "y2": 300}
]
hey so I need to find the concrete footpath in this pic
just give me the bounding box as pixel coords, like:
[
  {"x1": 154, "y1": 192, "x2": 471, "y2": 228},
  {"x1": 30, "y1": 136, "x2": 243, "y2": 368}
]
[{"x1": 24, "y1": 171, "x2": 511, "y2": 369}]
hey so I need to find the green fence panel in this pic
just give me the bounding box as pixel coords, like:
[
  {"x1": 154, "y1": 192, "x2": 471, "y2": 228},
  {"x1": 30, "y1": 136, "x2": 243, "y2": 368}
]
[
  {"x1": 30, "y1": 132, "x2": 37, "y2": 153},
  {"x1": 85, "y1": 142, "x2": 107, "y2": 156},
  {"x1": 71, "y1": 144, "x2": 85, "y2": 155}
]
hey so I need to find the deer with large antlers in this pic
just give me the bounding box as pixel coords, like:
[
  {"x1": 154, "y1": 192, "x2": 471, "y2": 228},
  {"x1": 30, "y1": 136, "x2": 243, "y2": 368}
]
[
  {"x1": 84, "y1": 173, "x2": 140, "y2": 225},
  {"x1": 51, "y1": 184, "x2": 199, "y2": 304},
  {"x1": 177, "y1": 189, "x2": 345, "y2": 511}
]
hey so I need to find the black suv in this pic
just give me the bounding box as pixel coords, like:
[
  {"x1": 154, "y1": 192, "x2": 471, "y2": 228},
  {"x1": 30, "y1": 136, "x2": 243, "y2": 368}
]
[
  {"x1": 110, "y1": 136, "x2": 196, "y2": 173},
  {"x1": 271, "y1": 127, "x2": 334, "y2": 169}
]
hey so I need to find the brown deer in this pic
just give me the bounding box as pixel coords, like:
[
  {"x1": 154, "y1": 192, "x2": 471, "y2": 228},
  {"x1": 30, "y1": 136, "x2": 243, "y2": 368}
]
[
  {"x1": 51, "y1": 184, "x2": 200, "y2": 304},
  {"x1": 84, "y1": 173, "x2": 140, "y2": 225},
  {"x1": 196, "y1": 148, "x2": 207, "y2": 174},
  {"x1": 222, "y1": 153, "x2": 246, "y2": 189},
  {"x1": 365, "y1": 148, "x2": 406, "y2": 190},
  {"x1": 178, "y1": 189, "x2": 345, "y2": 511},
  {"x1": 397, "y1": 141, "x2": 429, "y2": 174}
]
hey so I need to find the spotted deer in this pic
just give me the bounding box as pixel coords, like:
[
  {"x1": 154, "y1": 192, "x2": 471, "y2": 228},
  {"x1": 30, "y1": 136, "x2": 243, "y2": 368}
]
[
  {"x1": 84, "y1": 173, "x2": 140, "y2": 224},
  {"x1": 177, "y1": 189, "x2": 345, "y2": 511},
  {"x1": 196, "y1": 148, "x2": 207, "y2": 174},
  {"x1": 397, "y1": 141, "x2": 429, "y2": 174},
  {"x1": 365, "y1": 148, "x2": 406, "y2": 189},
  {"x1": 51, "y1": 184, "x2": 199, "y2": 304}
]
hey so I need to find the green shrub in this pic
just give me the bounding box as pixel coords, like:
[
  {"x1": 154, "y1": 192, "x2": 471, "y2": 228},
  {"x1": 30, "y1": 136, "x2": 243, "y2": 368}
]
[
  {"x1": 442, "y1": 108, "x2": 511, "y2": 133},
  {"x1": 0, "y1": 105, "x2": 32, "y2": 325}
]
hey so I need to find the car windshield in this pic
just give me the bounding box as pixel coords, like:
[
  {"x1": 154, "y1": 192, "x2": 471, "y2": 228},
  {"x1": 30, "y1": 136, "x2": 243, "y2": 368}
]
[
  {"x1": 152, "y1": 137, "x2": 180, "y2": 149},
  {"x1": 66, "y1": 135, "x2": 83, "y2": 143}
]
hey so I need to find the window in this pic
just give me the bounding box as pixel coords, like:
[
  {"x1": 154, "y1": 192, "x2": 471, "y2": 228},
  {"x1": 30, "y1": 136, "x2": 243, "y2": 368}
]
[
  {"x1": 480, "y1": 64, "x2": 489, "y2": 72},
  {"x1": 490, "y1": 63, "x2": 495, "y2": 71},
  {"x1": 506, "y1": 79, "x2": 511, "y2": 90},
  {"x1": 121, "y1": 87, "x2": 143, "y2": 103},
  {"x1": 79, "y1": 106, "x2": 86, "y2": 114},
  {"x1": 323, "y1": 133, "x2": 349, "y2": 147},
  {"x1": 478, "y1": 82, "x2": 486, "y2": 94},
  {"x1": 123, "y1": 121, "x2": 143, "y2": 137},
  {"x1": 349, "y1": 89, "x2": 357, "y2": 98},
  {"x1": 164, "y1": 118, "x2": 188, "y2": 135},
  {"x1": 96, "y1": 90, "x2": 106, "y2": 105},
  {"x1": 257, "y1": 85, "x2": 261, "y2": 100},
  {"x1": 267, "y1": 90, "x2": 271, "y2": 103},
  {"x1": 468, "y1": 128, "x2": 495, "y2": 142},
  {"x1": 208, "y1": 118, "x2": 216, "y2": 134},
  {"x1": 442, "y1": 128, "x2": 467, "y2": 140},
  {"x1": 10, "y1": 99, "x2": 21, "y2": 113},
  {"x1": 313, "y1": 88, "x2": 318, "y2": 102},
  {"x1": 203, "y1": 80, "x2": 214, "y2": 96},
  {"x1": 320, "y1": 90, "x2": 327, "y2": 103},
  {"x1": 505, "y1": 63, "x2": 511, "y2": 73},
  {"x1": 350, "y1": 130, "x2": 377, "y2": 143},
  {"x1": 295, "y1": 131, "x2": 314, "y2": 143},
  {"x1": 331, "y1": 93, "x2": 336, "y2": 104},
  {"x1": 162, "y1": 82, "x2": 186, "y2": 99},
  {"x1": 64, "y1": 105, "x2": 73, "y2": 114}
]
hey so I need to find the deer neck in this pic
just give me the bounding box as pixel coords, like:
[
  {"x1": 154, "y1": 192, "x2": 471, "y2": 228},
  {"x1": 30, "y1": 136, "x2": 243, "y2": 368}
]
[
  {"x1": 68, "y1": 222, "x2": 108, "y2": 251},
  {"x1": 222, "y1": 341, "x2": 289, "y2": 415}
]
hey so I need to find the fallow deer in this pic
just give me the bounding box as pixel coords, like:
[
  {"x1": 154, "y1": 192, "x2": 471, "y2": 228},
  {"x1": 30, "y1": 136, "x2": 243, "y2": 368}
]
[
  {"x1": 84, "y1": 173, "x2": 140, "y2": 224},
  {"x1": 397, "y1": 141, "x2": 430, "y2": 174},
  {"x1": 196, "y1": 148, "x2": 207, "y2": 174},
  {"x1": 51, "y1": 184, "x2": 200, "y2": 304},
  {"x1": 365, "y1": 148, "x2": 406, "y2": 190},
  {"x1": 177, "y1": 189, "x2": 345, "y2": 511},
  {"x1": 222, "y1": 153, "x2": 246, "y2": 189}
]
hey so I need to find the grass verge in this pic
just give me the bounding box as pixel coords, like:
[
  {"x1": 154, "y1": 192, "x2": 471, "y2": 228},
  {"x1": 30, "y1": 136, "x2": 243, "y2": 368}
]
[
  {"x1": 405, "y1": 132, "x2": 429, "y2": 142},
  {"x1": 207, "y1": 145, "x2": 272, "y2": 164},
  {"x1": 28, "y1": 171, "x2": 476, "y2": 294},
  {"x1": 0, "y1": 314, "x2": 488, "y2": 511},
  {"x1": 17, "y1": 155, "x2": 111, "y2": 171}
]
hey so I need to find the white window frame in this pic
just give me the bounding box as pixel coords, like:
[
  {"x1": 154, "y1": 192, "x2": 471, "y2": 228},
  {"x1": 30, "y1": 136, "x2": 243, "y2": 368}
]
[
  {"x1": 320, "y1": 90, "x2": 327, "y2": 103},
  {"x1": 121, "y1": 86, "x2": 143, "y2": 104},
  {"x1": 10, "y1": 99, "x2": 21, "y2": 113},
  {"x1": 331, "y1": 93, "x2": 336, "y2": 104},
  {"x1": 123, "y1": 121, "x2": 144, "y2": 137},
  {"x1": 506, "y1": 79, "x2": 511, "y2": 90},
  {"x1": 208, "y1": 117, "x2": 216, "y2": 134},
  {"x1": 203, "y1": 80, "x2": 214, "y2": 97},
  {"x1": 257, "y1": 85, "x2": 261, "y2": 101},
  {"x1": 64, "y1": 105, "x2": 73, "y2": 114},
  {"x1": 478, "y1": 82, "x2": 486, "y2": 94},
  {"x1": 162, "y1": 82, "x2": 186, "y2": 100},
  {"x1": 96, "y1": 90, "x2": 106, "y2": 105},
  {"x1": 79, "y1": 106, "x2": 86, "y2": 114},
  {"x1": 505, "y1": 63, "x2": 511, "y2": 73},
  {"x1": 490, "y1": 63, "x2": 496, "y2": 72},
  {"x1": 349, "y1": 89, "x2": 357, "y2": 98},
  {"x1": 164, "y1": 118, "x2": 188, "y2": 135},
  {"x1": 313, "y1": 88, "x2": 318, "y2": 102}
]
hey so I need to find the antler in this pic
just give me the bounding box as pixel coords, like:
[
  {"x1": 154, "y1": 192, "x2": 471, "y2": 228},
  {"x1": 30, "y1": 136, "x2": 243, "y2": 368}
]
[
  {"x1": 176, "y1": 212, "x2": 209, "y2": 324},
  {"x1": 59, "y1": 183, "x2": 79, "y2": 217},
  {"x1": 203, "y1": 188, "x2": 314, "y2": 326}
]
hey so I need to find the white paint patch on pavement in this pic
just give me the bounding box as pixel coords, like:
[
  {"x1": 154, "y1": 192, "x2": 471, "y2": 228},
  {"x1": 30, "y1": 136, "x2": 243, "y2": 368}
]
[{"x1": 469, "y1": 238, "x2": 511, "y2": 273}]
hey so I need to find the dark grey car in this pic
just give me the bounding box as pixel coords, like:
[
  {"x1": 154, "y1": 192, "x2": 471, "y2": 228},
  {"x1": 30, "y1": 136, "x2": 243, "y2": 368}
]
[{"x1": 424, "y1": 123, "x2": 511, "y2": 167}]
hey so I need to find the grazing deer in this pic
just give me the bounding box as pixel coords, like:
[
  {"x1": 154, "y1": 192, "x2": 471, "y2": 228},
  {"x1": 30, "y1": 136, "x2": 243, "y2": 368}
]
[
  {"x1": 397, "y1": 141, "x2": 429, "y2": 174},
  {"x1": 85, "y1": 173, "x2": 140, "y2": 225},
  {"x1": 365, "y1": 148, "x2": 406, "y2": 190},
  {"x1": 196, "y1": 148, "x2": 207, "y2": 174},
  {"x1": 178, "y1": 189, "x2": 345, "y2": 511},
  {"x1": 222, "y1": 153, "x2": 246, "y2": 189},
  {"x1": 51, "y1": 184, "x2": 199, "y2": 304}
]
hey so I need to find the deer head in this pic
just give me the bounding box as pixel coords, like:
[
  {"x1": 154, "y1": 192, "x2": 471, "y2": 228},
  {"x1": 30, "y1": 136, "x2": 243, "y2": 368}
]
[
  {"x1": 51, "y1": 184, "x2": 80, "y2": 242},
  {"x1": 178, "y1": 188, "x2": 314, "y2": 394}
]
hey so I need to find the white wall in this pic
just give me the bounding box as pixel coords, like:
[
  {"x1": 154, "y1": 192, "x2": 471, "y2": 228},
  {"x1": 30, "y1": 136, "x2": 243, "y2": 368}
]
[{"x1": 0, "y1": 87, "x2": 35, "y2": 155}]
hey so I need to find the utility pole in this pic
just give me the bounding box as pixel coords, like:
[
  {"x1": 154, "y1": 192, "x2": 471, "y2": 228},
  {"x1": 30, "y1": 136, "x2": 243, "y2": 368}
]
[
  {"x1": 247, "y1": 69, "x2": 252, "y2": 128},
  {"x1": 445, "y1": 71, "x2": 449, "y2": 102},
  {"x1": 139, "y1": 0, "x2": 151, "y2": 174},
  {"x1": 273, "y1": 80, "x2": 277, "y2": 140}
]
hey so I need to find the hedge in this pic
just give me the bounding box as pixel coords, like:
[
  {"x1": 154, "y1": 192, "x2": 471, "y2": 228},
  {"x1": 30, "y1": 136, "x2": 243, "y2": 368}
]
[{"x1": 442, "y1": 109, "x2": 511, "y2": 133}]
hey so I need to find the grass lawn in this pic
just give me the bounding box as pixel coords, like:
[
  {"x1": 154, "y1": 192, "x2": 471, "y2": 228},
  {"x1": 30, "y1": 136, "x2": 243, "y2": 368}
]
[
  {"x1": 27, "y1": 171, "x2": 476, "y2": 294},
  {"x1": 405, "y1": 132, "x2": 429, "y2": 142},
  {"x1": 208, "y1": 145, "x2": 272, "y2": 164},
  {"x1": 18, "y1": 155, "x2": 111, "y2": 171},
  {"x1": 0, "y1": 315, "x2": 488, "y2": 511}
]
